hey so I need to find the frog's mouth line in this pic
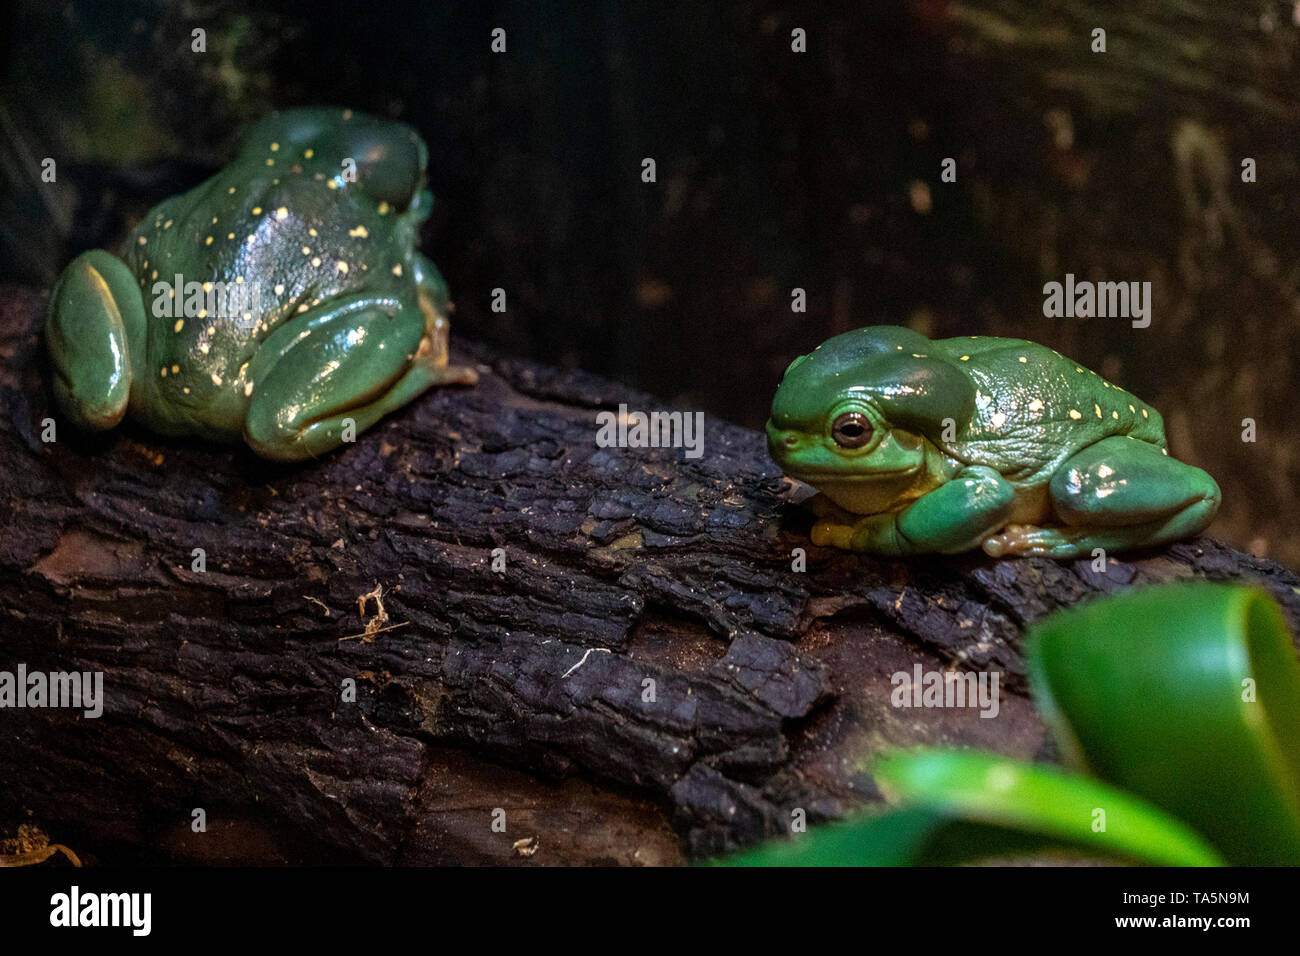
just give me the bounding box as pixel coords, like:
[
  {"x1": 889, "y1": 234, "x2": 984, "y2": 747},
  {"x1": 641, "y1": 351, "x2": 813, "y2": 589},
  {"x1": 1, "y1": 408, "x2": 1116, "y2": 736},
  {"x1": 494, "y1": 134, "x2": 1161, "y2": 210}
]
[{"x1": 781, "y1": 463, "x2": 922, "y2": 481}]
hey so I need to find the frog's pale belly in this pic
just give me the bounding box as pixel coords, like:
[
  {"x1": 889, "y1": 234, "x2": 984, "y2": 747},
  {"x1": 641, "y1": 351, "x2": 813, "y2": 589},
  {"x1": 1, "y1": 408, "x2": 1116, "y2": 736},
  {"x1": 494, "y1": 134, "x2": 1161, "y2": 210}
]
[{"x1": 814, "y1": 473, "x2": 931, "y2": 515}]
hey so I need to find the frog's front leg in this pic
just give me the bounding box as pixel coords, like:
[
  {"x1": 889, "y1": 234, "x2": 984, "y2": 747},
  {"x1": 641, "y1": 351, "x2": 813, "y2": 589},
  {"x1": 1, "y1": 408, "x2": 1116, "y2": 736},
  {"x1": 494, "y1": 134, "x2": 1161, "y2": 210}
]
[
  {"x1": 812, "y1": 466, "x2": 1016, "y2": 555},
  {"x1": 983, "y1": 436, "x2": 1220, "y2": 558},
  {"x1": 243, "y1": 292, "x2": 475, "y2": 461},
  {"x1": 45, "y1": 250, "x2": 148, "y2": 430}
]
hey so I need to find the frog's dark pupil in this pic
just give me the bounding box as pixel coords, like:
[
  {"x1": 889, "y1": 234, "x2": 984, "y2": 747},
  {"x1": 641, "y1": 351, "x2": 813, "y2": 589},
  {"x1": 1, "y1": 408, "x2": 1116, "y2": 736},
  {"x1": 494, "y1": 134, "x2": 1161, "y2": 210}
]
[{"x1": 831, "y1": 412, "x2": 873, "y2": 448}]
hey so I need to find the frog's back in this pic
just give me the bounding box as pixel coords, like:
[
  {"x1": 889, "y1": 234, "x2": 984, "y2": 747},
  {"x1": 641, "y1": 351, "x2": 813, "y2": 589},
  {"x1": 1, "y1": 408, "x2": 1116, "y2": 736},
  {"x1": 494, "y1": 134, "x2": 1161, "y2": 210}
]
[
  {"x1": 117, "y1": 124, "x2": 420, "y2": 440},
  {"x1": 931, "y1": 335, "x2": 1165, "y2": 484}
]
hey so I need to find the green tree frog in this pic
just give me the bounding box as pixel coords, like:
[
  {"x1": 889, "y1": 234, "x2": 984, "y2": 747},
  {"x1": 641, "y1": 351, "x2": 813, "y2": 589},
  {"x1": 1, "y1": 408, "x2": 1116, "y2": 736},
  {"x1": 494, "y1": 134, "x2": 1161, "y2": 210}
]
[
  {"x1": 45, "y1": 107, "x2": 476, "y2": 460},
  {"x1": 766, "y1": 326, "x2": 1220, "y2": 558}
]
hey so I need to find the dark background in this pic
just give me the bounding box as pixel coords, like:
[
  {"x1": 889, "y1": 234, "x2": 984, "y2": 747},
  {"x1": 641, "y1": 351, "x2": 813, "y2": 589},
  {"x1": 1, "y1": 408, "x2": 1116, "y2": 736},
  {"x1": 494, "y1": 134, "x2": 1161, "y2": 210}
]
[{"x1": 3, "y1": 0, "x2": 1298, "y2": 565}]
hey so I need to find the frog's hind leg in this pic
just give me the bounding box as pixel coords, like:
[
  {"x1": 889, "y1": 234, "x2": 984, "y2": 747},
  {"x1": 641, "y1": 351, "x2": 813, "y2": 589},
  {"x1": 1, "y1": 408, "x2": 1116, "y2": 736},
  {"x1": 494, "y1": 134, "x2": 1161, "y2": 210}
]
[
  {"x1": 983, "y1": 436, "x2": 1220, "y2": 558},
  {"x1": 243, "y1": 299, "x2": 474, "y2": 461},
  {"x1": 45, "y1": 250, "x2": 146, "y2": 430}
]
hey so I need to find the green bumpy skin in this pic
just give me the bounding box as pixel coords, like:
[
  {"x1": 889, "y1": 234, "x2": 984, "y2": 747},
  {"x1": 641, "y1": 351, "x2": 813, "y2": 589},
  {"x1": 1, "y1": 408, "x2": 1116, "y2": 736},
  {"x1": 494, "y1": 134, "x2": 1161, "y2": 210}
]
[
  {"x1": 765, "y1": 326, "x2": 1220, "y2": 558},
  {"x1": 46, "y1": 107, "x2": 476, "y2": 461}
]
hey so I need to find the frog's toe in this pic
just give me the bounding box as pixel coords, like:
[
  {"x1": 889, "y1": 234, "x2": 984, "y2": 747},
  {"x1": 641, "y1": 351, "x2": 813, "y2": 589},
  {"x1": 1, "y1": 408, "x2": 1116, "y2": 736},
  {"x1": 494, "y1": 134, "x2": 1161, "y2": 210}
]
[
  {"x1": 426, "y1": 362, "x2": 479, "y2": 386},
  {"x1": 983, "y1": 524, "x2": 1074, "y2": 558},
  {"x1": 811, "y1": 519, "x2": 854, "y2": 550}
]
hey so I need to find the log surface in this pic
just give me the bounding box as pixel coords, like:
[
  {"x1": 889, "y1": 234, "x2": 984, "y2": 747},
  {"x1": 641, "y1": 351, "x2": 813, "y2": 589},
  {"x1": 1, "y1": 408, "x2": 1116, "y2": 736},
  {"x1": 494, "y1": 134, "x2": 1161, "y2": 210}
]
[{"x1": 1, "y1": 284, "x2": 1297, "y2": 865}]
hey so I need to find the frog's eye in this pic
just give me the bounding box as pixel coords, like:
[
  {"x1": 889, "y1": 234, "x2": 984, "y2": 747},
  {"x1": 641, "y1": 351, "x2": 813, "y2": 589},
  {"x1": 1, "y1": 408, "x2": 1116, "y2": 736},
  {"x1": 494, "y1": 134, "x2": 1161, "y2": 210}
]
[{"x1": 830, "y1": 411, "x2": 873, "y2": 449}]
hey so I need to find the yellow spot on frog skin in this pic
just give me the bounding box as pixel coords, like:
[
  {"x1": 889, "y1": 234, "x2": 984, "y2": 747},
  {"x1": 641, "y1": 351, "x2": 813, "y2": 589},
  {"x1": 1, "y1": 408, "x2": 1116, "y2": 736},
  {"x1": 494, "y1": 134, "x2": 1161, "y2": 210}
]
[
  {"x1": 1129, "y1": 404, "x2": 1136, "y2": 412},
  {"x1": 959, "y1": 355, "x2": 969, "y2": 361},
  {"x1": 171, "y1": 364, "x2": 180, "y2": 374},
  {"x1": 308, "y1": 227, "x2": 318, "y2": 237},
  {"x1": 252, "y1": 206, "x2": 263, "y2": 215},
  {"x1": 199, "y1": 343, "x2": 210, "y2": 354},
  {"x1": 1162, "y1": 448, "x2": 1168, "y2": 455},
  {"x1": 1076, "y1": 367, "x2": 1084, "y2": 373},
  {"x1": 138, "y1": 236, "x2": 147, "y2": 245},
  {"x1": 990, "y1": 412, "x2": 1006, "y2": 429},
  {"x1": 302, "y1": 246, "x2": 312, "y2": 255},
  {"x1": 205, "y1": 236, "x2": 213, "y2": 246},
  {"x1": 211, "y1": 216, "x2": 219, "y2": 224},
  {"x1": 164, "y1": 220, "x2": 173, "y2": 229},
  {"x1": 1028, "y1": 398, "x2": 1044, "y2": 411},
  {"x1": 1068, "y1": 409, "x2": 1082, "y2": 419},
  {"x1": 1112, "y1": 410, "x2": 1119, "y2": 418},
  {"x1": 274, "y1": 283, "x2": 285, "y2": 296},
  {"x1": 227, "y1": 187, "x2": 236, "y2": 194},
  {"x1": 246, "y1": 235, "x2": 256, "y2": 245},
  {"x1": 173, "y1": 319, "x2": 184, "y2": 332},
  {"x1": 377, "y1": 201, "x2": 390, "y2": 215},
  {"x1": 1142, "y1": 409, "x2": 1149, "y2": 418},
  {"x1": 160, "y1": 367, "x2": 167, "y2": 377},
  {"x1": 1018, "y1": 355, "x2": 1027, "y2": 363},
  {"x1": 227, "y1": 232, "x2": 235, "y2": 240},
  {"x1": 270, "y1": 142, "x2": 280, "y2": 152},
  {"x1": 392, "y1": 264, "x2": 403, "y2": 277},
  {"x1": 311, "y1": 257, "x2": 322, "y2": 267},
  {"x1": 183, "y1": 387, "x2": 191, "y2": 394},
  {"x1": 202, "y1": 282, "x2": 213, "y2": 292},
  {"x1": 304, "y1": 148, "x2": 314, "y2": 159},
  {"x1": 327, "y1": 179, "x2": 339, "y2": 190},
  {"x1": 206, "y1": 326, "x2": 215, "y2": 335},
  {"x1": 265, "y1": 158, "x2": 275, "y2": 166},
  {"x1": 336, "y1": 261, "x2": 349, "y2": 273},
  {"x1": 211, "y1": 372, "x2": 223, "y2": 386},
  {"x1": 342, "y1": 109, "x2": 353, "y2": 120},
  {"x1": 297, "y1": 303, "x2": 309, "y2": 313},
  {"x1": 276, "y1": 207, "x2": 288, "y2": 219},
  {"x1": 349, "y1": 225, "x2": 369, "y2": 238},
  {"x1": 151, "y1": 270, "x2": 158, "y2": 280},
  {"x1": 245, "y1": 381, "x2": 254, "y2": 396},
  {"x1": 1094, "y1": 404, "x2": 1103, "y2": 419},
  {"x1": 235, "y1": 276, "x2": 244, "y2": 284},
  {"x1": 198, "y1": 308, "x2": 208, "y2": 319}
]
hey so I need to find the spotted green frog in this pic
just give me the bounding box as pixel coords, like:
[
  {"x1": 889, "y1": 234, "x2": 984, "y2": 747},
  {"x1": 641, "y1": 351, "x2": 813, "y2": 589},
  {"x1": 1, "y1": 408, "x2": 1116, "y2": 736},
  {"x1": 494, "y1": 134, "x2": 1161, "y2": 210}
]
[
  {"x1": 765, "y1": 326, "x2": 1220, "y2": 558},
  {"x1": 46, "y1": 107, "x2": 476, "y2": 460}
]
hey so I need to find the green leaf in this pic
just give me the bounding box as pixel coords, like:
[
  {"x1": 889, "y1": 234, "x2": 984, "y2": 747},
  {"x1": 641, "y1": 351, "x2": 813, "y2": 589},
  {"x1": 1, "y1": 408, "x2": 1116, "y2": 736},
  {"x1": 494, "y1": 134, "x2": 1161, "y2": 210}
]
[
  {"x1": 1026, "y1": 583, "x2": 1300, "y2": 865},
  {"x1": 873, "y1": 749, "x2": 1223, "y2": 866},
  {"x1": 717, "y1": 805, "x2": 1071, "y2": 867}
]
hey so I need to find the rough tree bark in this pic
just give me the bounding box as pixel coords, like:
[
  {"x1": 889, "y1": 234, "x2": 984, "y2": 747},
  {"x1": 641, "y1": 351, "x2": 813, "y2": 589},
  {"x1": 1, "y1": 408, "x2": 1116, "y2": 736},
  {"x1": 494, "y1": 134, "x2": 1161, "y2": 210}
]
[{"x1": 1, "y1": 284, "x2": 1297, "y2": 865}]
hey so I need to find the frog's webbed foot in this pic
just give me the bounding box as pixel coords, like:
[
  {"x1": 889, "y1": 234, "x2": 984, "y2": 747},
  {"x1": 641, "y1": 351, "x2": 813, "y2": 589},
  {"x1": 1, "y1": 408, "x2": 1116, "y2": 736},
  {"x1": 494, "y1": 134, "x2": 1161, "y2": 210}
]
[
  {"x1": 810, "y1": 517, "x2": 858, "y2": 550},
  {"x1": 415, "y1": 288, "x2": 477, "y2": 386},
  {"x1": 808, "y1": 494, "x2": 882, "y2": 549},
  {"x1": 982, "y1": 524, "x2": 1083, "y2": 558}
]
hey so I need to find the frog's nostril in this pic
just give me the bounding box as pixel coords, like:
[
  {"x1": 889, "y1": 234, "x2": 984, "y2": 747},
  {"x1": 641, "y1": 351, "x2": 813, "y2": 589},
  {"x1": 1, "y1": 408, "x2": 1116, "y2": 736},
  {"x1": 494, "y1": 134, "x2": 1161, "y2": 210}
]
[{"x1": 784, "y1": 435, "x2": 798, "y2": 447}]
